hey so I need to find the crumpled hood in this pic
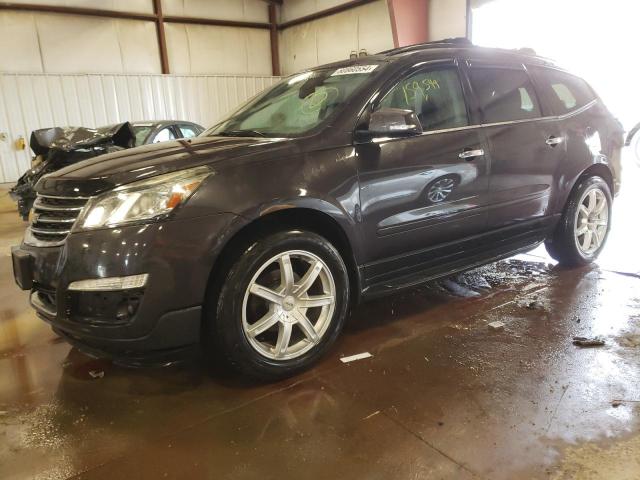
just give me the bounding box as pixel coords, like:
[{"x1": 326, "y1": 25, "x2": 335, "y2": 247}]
[
  {"x1": 30, "y1": 122, "x2": 134, "y2": 156},
  {"x1": 36, "y1": 135, "x2": 293, "y2": 197}
]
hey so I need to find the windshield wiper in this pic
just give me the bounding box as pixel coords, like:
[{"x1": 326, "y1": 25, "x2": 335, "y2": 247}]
[{"x1": 218, "y1": 129, "x2": 267, "y2": 137}]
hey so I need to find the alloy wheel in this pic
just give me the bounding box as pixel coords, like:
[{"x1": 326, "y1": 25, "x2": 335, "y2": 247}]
[
  {"x1": 242, "y1": 250, "x2": 336, "y2": 360},
  {"x1": 574, "y1": 187, "x2": 609, "y2": 256},
  {"x1": 427, "y1": 177, "x2": 456, "y2": 203}
]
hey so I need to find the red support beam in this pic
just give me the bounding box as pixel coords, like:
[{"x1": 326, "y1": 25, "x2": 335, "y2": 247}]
[
  {"x1": 268, "y1": 4, "x2": 280, "y2": 76},
  {"x1": 0, "y1": 2, "x2": 156, "y2": 21},
  {"x1": 0, "y1": 3, "x2": 270, "y2": 29},
  {"x1": 163, "y1": 16, "x2": 270, "y2": 29},
  {"x1": 153, "y1": 0, "x2": 170, "y2": 74},
  {"x1": 387, "y1": 0, "x2": 430, "y2": 47}
]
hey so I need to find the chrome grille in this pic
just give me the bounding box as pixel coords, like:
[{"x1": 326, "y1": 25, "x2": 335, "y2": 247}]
[{"x1": 28, "y1": 195, "x2": 89, "y2": 246}]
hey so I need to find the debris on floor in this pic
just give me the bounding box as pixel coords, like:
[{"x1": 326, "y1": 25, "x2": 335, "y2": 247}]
[
  {"x1": 340, "y1": 352, "x2": 373, "y2": 363},
  {"x1": 88, "y1": 370, "x2": 105, "y2": 379},
  {"x1": 617, "y1": 333, "x2": 640, "y2": 348},
  {"x1": 438, "y1": 278, "x2": 482, "y2": 298},
  {"x1": 363, "y1": 410, "x2": 380, "y2": 420},
  {"x1": 488, "y1": 321, "x2": 505, "y2": 331},
  {"x1": 572, "y1": 336, "x2": 606, "y2": 347},
  {"x1": 521, "y1": 299, "x2": 545, "y2": 310}
]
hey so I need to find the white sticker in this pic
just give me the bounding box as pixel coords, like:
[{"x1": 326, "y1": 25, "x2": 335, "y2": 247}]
[
  {"x1": 331, "y1": 65, "x2": 378, "y2": 76},
  {"x1": 340, "y1": 352, "x2": 373, "y2": 363}
]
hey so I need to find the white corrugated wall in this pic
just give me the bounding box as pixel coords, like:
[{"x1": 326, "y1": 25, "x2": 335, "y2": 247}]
[{"x1": 0, "y1": 73, "x2": 281, "y2": 184}]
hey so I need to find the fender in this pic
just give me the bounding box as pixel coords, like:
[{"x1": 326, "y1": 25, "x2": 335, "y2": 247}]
[
  {"x1": 556, "y1": 155, "x2": 615, "y2": 214},
  {"x1": 626, "y1": 121, "x2": 640, "y2": 146}
]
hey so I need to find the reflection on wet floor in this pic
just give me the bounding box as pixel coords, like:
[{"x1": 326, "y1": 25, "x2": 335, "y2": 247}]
[{"x1": 0, "y1": 158, "x2": 639, "y2": 479}]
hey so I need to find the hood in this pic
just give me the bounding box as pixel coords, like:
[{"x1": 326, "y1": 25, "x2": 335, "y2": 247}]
[
  {"x1": 36, "y1": 135, "x2": 294, "y2": 197},
  {"x1": 30, "y1": 122, "x2": 135, "y2": 156}
]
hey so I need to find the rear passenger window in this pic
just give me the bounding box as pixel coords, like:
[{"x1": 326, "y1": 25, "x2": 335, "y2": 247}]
[
  {"x1": 377, "y1": 67, "x2": 469, "y2": 132},
  {"x1": 469, "y1": 67, "x2": 541, "y2": 123},
  {"x1": 531, "y1": 67, "x2": 596, "y2": 115}
]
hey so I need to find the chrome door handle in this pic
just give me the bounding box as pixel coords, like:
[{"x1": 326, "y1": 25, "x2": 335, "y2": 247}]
[
  {"x1": 458, "y1": 149, "x2": 484, "y2": 160},
  {"x1": 546, "y1": 136, "x2": 564, "y2": 146}
]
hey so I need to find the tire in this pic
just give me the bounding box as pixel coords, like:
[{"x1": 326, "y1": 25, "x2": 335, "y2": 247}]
[
  {"x1": 204, "y1": 230, "x2": 350, "y2": 380},
  {"x1": 545, "y1": 176, "x2": 612, "y2": 266}
]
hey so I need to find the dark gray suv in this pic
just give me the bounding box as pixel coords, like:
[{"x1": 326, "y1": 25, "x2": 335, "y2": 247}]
[{"x1": 12, "y1": 40, "x2": 623, "y2": 379}]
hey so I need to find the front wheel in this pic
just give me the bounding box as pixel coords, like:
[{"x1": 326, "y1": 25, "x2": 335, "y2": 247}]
[
  {"x1": 545, "y1": 176, "x2": 612, "y2": 266},
  {"x1": 205, "y1": 230, "x2": 350, "y2": 380}
]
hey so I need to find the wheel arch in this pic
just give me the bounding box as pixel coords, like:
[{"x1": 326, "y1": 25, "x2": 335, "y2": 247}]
[
  {"x1": 203, "y1": 205, "x2": 362, "y2": 329},
  {"x1": 576, "y1": 163, "x2": 614, "y2": 197},
  {"x1": 625, "y1": 121, "x2": 640, "y2": 146},
  {"x1": 558, "y1": 162, "x2": 614, "y2": 215}
]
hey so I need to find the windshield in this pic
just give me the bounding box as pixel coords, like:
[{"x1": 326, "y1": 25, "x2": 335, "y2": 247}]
[{"x1": 206, "y1": 64, "x2": 383, "y2": 137}]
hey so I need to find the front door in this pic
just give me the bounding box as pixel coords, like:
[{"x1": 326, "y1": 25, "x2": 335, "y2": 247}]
[{"x1": 356, "y1": 63, "x2": 490, "y2": 286}]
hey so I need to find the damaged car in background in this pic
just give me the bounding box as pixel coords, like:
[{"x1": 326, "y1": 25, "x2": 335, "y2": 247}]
[{"x1": 9, "y1": 120, "x2": 204, "y2": 219}]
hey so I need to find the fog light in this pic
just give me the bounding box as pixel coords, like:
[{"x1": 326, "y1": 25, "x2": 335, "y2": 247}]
[
  {"x1": 116, "y1": 297, "x2": 141, "y2": 321},
  {"x1": 68, "y1": 274, "x2": 148, "y2": 291}
]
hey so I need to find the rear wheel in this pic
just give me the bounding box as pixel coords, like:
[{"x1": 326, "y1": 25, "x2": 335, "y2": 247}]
[
  {"x1": 545, "y1": 176, "x2": 612, "y2": 266},
  {"x1": 631, "y1": 132, "x2": 640, "y2": 168},
  {"x1": 204, "y1": 230, "x2": 349, "y2": 380}
]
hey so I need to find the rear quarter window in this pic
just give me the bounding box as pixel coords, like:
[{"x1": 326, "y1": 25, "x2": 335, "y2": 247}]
[{"x1": 531, "y1": 67, "x2": 596, "y2": 115}]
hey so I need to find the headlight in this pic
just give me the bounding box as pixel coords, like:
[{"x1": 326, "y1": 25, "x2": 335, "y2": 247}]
[{"x1": 76, "y1": 166, "x2": 211, "y2": 230}]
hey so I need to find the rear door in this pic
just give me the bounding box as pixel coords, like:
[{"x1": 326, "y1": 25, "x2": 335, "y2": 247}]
[
  {"x1": 465, "y1": 61, "x2": 563, "y2": 232},
  {"x1": 529, "y1": 66, "x2": 619, "y2": 202},
  {"x1": 357, "y1": 61, "x2": 491, "y2": 284}
]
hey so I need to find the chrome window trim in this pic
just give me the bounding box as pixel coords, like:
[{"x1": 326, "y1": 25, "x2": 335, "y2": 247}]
[
  {"x1": 368, "y1": 99, "x2": 597, "y2": 142},
  {"x1": 478, "y1": 99, "x2": 597, "y2": 129}
]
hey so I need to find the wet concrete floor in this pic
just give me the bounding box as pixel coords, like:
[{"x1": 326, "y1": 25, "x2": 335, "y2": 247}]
[{"x1": 1, "y1": 158, "x2": 639, "y2": 479}]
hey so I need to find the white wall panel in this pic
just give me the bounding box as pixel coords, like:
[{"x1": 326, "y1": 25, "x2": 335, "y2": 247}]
[
  {"x1": 164, "y1": 23, "x2": 272, "y2": 75},
  {"x1": 0, "y1": 73, "x2": 280, "y2": 183},
  {"x1": 0, "y1": 12, "x2": 44, "y2": 73},
  {"x1": 278, "y1": 0, "x2": 393, "y2": 75},
  {"x1": 162, "y1": 0, "x2": 269, "y2": 23},
  {"x1": 0, "y1": 11, "x2": 161, "y2": 74},
  {"x1": 428, "y1": 0, "x2": 467, "y2": 40},
  {"x1": 357, "y1": 1, "x2": 395, "y2": 53},
  {"x1": 117, "y1": 20, "x2": 163, "y2": 73},
  {"x1": 280, "y1": 0, "x2": 349, "y2": 23}
]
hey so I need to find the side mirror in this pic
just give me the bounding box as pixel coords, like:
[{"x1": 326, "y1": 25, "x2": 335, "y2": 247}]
[{"x1": 363, "y1": 108, "x2": 423, "y2": 139}]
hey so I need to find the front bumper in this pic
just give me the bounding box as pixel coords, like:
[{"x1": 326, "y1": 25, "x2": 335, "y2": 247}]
[{"x1": 12, "y1": 212, "x2": 237, "y2": 356}]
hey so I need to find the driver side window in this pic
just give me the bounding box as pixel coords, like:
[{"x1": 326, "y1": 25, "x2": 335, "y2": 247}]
[{"x1": 378, "y1": 67, "x2": 469, "y2": 132}]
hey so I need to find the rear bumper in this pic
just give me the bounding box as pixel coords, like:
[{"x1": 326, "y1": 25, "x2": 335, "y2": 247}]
[{"x1": 12, "y1": 212, "x2": 238, "y2": 355}]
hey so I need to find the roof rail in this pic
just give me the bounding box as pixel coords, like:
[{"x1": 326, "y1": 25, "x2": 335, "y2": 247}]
[{"x1": 378, "y1": 37, "x2": 473, "y2": 56}]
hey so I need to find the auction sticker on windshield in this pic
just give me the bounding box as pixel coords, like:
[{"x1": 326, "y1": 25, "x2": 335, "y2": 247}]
[{"x1": 331, "y1": 65, "x2": 379, "y2": 76}]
